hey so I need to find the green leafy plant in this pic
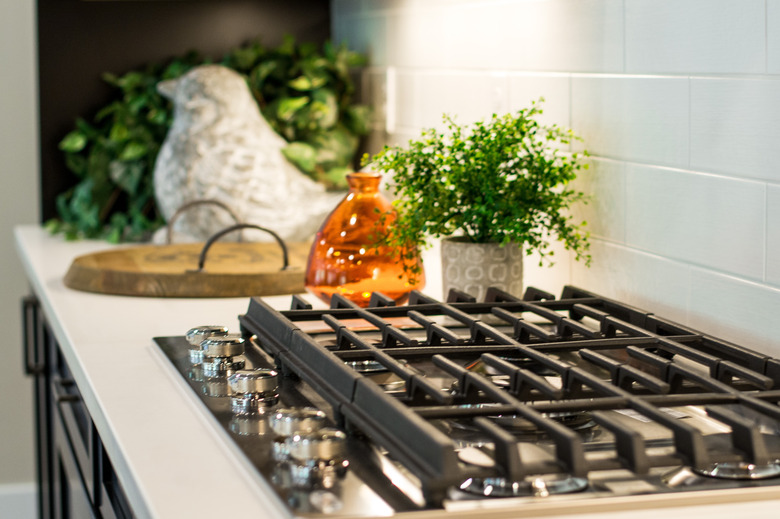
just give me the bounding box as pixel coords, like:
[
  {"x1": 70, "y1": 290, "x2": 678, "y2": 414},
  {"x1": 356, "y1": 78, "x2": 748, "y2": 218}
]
[
  {"x1": 363, "y1": 100, "x2": 591, "y2": 273},
  {"x1": 49, "y1": 36, "x2": 369, "y2": 242}
]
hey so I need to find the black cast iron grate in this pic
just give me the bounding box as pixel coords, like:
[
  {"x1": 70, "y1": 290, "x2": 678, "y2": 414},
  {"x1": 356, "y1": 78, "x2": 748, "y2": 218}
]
[{"x1": 238, "y1": 285, "x2": 780, "y2": 504}]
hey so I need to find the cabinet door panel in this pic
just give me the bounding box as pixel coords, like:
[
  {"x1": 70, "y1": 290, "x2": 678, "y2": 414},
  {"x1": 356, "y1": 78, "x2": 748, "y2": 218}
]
[
  {"x1": 53, "y1": 366, "x2": 95, "y2": 500},
  {"x1": 53, "y1": 410, "x2": 96, "y2": 519}
]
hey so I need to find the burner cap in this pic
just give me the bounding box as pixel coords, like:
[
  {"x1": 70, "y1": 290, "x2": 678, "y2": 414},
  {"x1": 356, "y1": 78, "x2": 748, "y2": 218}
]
[
  {"x1": 694, "y1": 461, "x2": 780, "y2": 480},
  {"x1": 458, "y1": 473, "x2": 588, "y2": 498},
  {"x1": 345, "y1": 359, "x2": 389, "y2": 373}
]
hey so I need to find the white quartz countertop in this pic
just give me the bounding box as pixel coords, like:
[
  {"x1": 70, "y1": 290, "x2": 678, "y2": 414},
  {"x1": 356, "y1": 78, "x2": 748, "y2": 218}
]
[{"x1": 15, "y1": 225, "x2": 780, "y2": 519}]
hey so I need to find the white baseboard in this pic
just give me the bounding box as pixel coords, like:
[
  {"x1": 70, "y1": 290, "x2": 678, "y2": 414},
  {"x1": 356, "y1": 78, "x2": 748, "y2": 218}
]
[{"x1": 0, "y1": 482, "x2": 36, "y2": 519}]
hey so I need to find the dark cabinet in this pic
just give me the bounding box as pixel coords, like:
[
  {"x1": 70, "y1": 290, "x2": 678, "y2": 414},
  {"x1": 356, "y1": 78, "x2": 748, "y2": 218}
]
[{"x1": 23, "y1": 297, "x2": 134, "y2": 519}]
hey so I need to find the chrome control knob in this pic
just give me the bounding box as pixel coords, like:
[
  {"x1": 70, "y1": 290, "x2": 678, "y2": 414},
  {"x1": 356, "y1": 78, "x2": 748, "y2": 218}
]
[
  {"x1": 201, "y1": 335, "x2": 245, "y2": 377},
  {"x1": 202, "y1": 377, "x2": 231, "y2": 397},
  {"x1": 228, "y1": 369, "x2": 279, "y2": 414},
  {"x1": 287, "y1": 429, "x2": 347, "y2": 463},
  {"x1": 201, "y1": 335, "x2": 245, "y2": 357},
  {"x1": 230, "y1": 415, "x2": 270, "y2": 436},
  {"x1": 269, "y1": 408, "x2": 327, "y2": 436},
  {"x1": 228, "y1": 368, "x2": 278, "y2": 394},
  {"x1": 269, "y1": 408, "x2": 327, "y2": 462},
  {"x1": 186, "y1": 325, "x2": 229, "y2": 346},
  {"x1": 186, "y1": 326, "x2": 229, "y2": 364},
  {"x1": 202, "y1": 357, "x2": 246, "y2": 378},
  {"x1": 286, "y1": 429, "x2": 349, "y2": 489}
]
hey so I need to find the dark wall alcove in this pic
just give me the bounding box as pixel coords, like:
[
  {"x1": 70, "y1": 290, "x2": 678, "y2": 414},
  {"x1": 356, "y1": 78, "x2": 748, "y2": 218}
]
[{"x1": 37, "y1": 0, "x2": 330, "y2": 222}]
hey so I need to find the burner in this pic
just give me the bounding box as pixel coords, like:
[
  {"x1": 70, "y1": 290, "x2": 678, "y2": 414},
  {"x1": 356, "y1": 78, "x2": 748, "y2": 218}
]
[
  {"x1": 345, "y1": 360, "x2": 390, "y2": 373},
  {"x1": 491, "y1": 411, "x2": 597, "y2": 436},
  {"x1": 663, "y1": 461, "x2": 780, "y2": 488},
  {"x1": 344, "y1": 359, "x2": 421, "y2": 393},
  {"x1": 458, "y1": 473, "x2": 589, "y2": 498},
  {"x1": 463, "y1": 357, "x2": 560, "y2": 382},
  {"x1": 445, "y1": 408, "x2": 599, "y2": 442},
  {"x1": 694, "y1": 461, "x2": 780, "y2": 480}
]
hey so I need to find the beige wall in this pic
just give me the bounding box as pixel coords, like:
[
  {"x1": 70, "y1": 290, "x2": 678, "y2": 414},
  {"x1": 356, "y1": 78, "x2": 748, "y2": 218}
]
[{"x1": 0, "y1": 0, "x2": 39, "y2": 488}]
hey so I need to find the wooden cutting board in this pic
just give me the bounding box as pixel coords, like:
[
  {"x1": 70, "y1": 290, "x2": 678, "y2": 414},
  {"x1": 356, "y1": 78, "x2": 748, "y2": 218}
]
[{"x1": 64, "y1": 241, "x2": 311, "y2": 298}]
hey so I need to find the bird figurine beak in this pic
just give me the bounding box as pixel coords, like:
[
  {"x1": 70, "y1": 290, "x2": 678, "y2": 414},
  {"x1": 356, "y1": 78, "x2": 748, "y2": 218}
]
[{"x1": 157, "y1": 78, "x2": 178, "y2": 99}]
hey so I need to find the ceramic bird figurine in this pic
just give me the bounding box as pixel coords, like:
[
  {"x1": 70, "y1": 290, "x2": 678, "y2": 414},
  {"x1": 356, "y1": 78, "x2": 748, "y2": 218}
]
[{"x1": 152, "y1": 64, "x2": 343, "y2": 243}]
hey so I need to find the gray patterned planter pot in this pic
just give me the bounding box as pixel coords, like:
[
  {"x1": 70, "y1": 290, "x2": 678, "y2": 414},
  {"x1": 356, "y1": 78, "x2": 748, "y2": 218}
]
[{"x1": 440, "y1": 237, "x2": 523, "y2": 302}]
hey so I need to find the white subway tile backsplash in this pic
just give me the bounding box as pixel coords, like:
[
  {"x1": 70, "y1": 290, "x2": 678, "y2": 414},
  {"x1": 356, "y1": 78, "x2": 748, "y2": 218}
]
[
  {"x1": 571, "y1": 76, "x2": 689, "y2": 167},
  {"x1": 380, "y1": 0, "x2": 623, "y2": 72},
  {"x1": 571, "y1": 158, "x2": 626, "y2": 244},
  {"x1": 503, "y1": 0, "x2": 625, "y2": 73},
  {"x1": 689, "y1": 269, "x2": 780, "y2": 354},
  {"x1": 625, "y1": 0, "x2": 766, "y2": 74},
  {"x1": 507, "y1": 74, "x2": 570, "y2": 129},
  {"x1": 393, "y1": 70, "x2": 420, "y2": 130},
  {"x1": 361, "y1": 129, "x2": 389, "y2": 159},
  {"x1": 690, "y1": 78, "x2": 780, "y2": 182},
  {"x1": 524, "y1": 240, "x2": 573, "y2": 299},
  {"x1": 417, "y1": 72, "x2": 507, "y2": 130},
  {"x1": 571, "y1": 240, "x2": 690, "y2": 323},
  {"x1": 386, "y1": 9, "x2": 446, "y2": 69},
  {"x1": 332, "y1": 13, "x2": 388, "y2": 66},
  {"x1": 769, "y1": 0, "x2": 780, "y2": 74},
  {"x1": 625, "y1": 164, "x2": 765, "y2": 280},
  {"x1": 767, "y1": 185, "x2": 780, "y2": 286},
  {"x1": 435, "y1": 3, "x2": 516, "y2": 71},
  {"x1": 386, "y1": 130, "x2": 420, "y2": 149},
  {"x1": 361, "y1": 70, "x2": 387, "y2": 130}
]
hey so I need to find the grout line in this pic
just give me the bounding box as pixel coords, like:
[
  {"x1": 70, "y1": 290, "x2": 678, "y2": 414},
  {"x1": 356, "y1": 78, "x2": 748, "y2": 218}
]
[
  {"x1": 368, "y1": 65, "x2": 780, "y2": 82},
  {"x1": 385, "y1": 66, "x2": 397, "y2": 135},
  {"x1": 581, "y1": 153, "x2": 774, "y2": 186},
  {"x1": 687, "y1": 76, "x2": 692, "y2": 170},
  {"x1": 568, "y1": 74, "x2": 574, "y2": 132},
  {"x1": 764, "y1": 183, "x2": 769, "y2": 283},
  {"x1": 622, "y1": 0, "x2": 627, "y2": 73},
  {"x1": 622, "y1": 157, "x2": 629, "y2": 246},
  {"x1": 684, "y1": 262, "x2": 692, "y2": 327}
]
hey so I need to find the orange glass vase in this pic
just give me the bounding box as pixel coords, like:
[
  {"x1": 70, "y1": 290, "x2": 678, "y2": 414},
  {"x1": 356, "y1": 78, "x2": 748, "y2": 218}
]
[{"x1": 304, "y1": 172, "x2": 424, "y2": 307}]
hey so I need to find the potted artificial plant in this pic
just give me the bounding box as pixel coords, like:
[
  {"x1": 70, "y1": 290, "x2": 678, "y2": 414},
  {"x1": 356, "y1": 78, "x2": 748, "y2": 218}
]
[{"x1": 365, "y1": 100, "x2": 591, "y2": 301}]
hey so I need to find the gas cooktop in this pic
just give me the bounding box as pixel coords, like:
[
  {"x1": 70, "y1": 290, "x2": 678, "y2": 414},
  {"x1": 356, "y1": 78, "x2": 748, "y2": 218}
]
[{"x1": 154, "y1": 285, "x2": 780, "y2": 516}]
